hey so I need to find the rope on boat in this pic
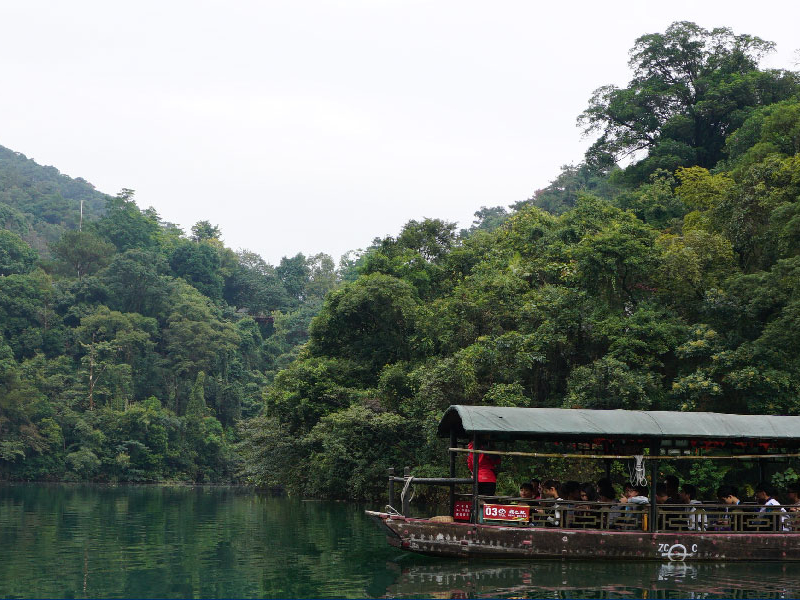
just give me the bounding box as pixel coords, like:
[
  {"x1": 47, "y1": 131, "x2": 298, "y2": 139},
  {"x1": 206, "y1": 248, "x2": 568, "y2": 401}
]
[
  {"x1": 400, "y1": 475, "x2": 415, "y2": 511},
  {"x1": 629, "y1": 454, "x2": 647, "y2": 487},
  {"x1": 385, "y1": 505, "x2": 402, "y2": 516}
]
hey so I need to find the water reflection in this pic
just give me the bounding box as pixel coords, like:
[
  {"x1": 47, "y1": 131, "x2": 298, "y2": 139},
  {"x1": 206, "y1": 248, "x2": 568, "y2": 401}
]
[
  {"x1": 1, "y1": 485, "x2": 798, "y2": 599},
  {"x1": 379, "y1": 559, "x2": 800, "y2": 599}
]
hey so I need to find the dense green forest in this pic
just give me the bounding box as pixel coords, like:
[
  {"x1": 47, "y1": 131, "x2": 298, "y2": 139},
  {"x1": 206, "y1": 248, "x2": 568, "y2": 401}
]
[
  {"x1": 0, "y1": 149, "x2": 341, "y2": 481},
  {"x1": 236, "y1": 22, "x2": 800, "y2": 499},
  {"x1": 4, "y1": 22, "x2": 800, "y2": 497}
]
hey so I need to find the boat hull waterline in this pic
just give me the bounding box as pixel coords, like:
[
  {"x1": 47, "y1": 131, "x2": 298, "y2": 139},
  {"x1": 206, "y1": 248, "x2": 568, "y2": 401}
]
[{"x1": 366, "y1": 511, "x2": 800, "y2": 561}]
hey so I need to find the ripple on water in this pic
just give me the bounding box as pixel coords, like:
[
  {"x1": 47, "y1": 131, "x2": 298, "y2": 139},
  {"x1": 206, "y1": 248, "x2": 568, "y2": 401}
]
[{"x1": 3, "y1": 485, "x2": 800, "y2": 599}]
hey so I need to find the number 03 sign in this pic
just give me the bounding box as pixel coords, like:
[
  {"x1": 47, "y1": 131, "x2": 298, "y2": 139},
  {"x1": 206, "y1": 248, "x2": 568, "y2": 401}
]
[{"x1": 483, "y1": 504, "x2": 530, "y2": 521}]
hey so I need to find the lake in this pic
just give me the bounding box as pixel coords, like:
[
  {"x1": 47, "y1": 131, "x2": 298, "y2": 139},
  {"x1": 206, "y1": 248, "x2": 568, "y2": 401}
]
[{"x1": 1, "y1": 484, "x2": 799, "y2": 598}]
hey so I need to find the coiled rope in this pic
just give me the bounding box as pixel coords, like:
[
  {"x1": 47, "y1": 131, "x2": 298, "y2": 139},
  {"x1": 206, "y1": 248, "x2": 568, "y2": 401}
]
[{"x1": 629, "y1": 454, "x2": 648, "y2": 487}]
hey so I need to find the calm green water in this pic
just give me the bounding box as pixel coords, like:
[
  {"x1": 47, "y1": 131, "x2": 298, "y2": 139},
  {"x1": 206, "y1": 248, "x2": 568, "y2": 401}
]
[{"x1": 1, "y1": 484, "x2": 800, "y2": 599}]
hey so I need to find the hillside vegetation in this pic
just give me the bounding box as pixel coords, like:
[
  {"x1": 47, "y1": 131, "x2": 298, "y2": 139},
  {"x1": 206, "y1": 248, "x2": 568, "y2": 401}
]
[
  {"x1": 0, "y1": 170, "x2": 340, "y2": 481},
  {"x1": 4, "y1": 22, "x2": 800, "y2": 497},
  {"x1": 237, "y1": 22, "x2": 800, "y2": 499}
]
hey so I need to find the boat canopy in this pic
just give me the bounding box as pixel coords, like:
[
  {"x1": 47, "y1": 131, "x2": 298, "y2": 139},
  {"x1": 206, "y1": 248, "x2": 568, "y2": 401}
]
[{"x1": 437, "y1": 405, "x2": 800, "y2": 443}]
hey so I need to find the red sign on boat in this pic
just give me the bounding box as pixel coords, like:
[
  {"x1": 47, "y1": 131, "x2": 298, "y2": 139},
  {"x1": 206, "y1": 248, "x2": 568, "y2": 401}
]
[
  {"x1": 453, "y1": 500, "x2": 471, "y2": 521},
  {"x1": 483, "y1": 504, "x2": 530, "y2": 521}
]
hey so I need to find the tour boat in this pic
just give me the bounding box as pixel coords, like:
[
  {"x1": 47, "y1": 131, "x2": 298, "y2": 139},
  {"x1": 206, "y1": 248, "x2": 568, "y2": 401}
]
[{"x1": 366, "y1": 406, "x2": 800, "y2": 561}]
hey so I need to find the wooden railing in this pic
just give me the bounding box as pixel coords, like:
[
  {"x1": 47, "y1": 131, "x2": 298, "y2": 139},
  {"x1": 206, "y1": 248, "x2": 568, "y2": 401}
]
[{"x1": 468, "y1": 497, "x2": 800, "y2": 533}]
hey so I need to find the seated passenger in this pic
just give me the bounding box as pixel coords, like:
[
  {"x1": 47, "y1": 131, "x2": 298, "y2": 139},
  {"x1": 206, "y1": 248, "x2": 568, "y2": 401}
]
[
  {"x1": 712, "y1": 484, "x2": 742, "y2": 531},
  {"x1": 755, "y1": 482, "x2": 786, "y2": 530},
  {"x1": 519, "y1": 482, "x2": 535, "y2": 500},
  {"x1": 655, "y1": 483, "x2": 669, "y2": 505},
  {"x1": 679, "y1": 484, "x2": 704, "y2": 530},
  {"x1": 580, "y1": 482, "x2": 598, "y2": 503},
  {"x1": 558, "y1": 480, "x2": 582, "y2": 527},
  {"x1": 530, "y1": 478, "x2": 542, "y2": 500},
  {"x1": 786, "y1": 483, "x2": 800, "y2": 530},
  {"x1": 756, "y1": 482, "x2": 784, "y2": 512},
  {"x1": 597, "y1": 481, "x2": 618, "y2": 529},
  {"x1": 560, "y1": 480, "x2": 582, "y2": 502},
  {"x1": 538, "y1": 479, "x2": 562, "y2": 527},
  {"x1": 614, "y1": 484, "x2": 649, "y2": 529},
  {"x1": 787, "y1": 483, "x2": 800, "y2": 512},
  {"x1": 620, "y1": 483, "x2": 649, "y2": 506},
  {"x1": 664, "y1": 475, "x2": 680, "y2": 504}
]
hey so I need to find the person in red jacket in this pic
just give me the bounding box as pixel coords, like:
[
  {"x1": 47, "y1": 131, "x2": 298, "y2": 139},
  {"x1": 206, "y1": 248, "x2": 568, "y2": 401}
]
[{"x1": 467, "y1": 439, "x2": 501, "y2": 497}]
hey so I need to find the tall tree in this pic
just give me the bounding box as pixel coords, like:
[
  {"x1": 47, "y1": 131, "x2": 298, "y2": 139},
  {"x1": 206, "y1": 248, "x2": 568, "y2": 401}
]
[
  {"x1": 579, "y1": 21, "x2": 799, "y2": 179},
  {"x1": 0, "y1": 230, "x2": 37, "y2": 276},
  {"x1": 50, "y1": 230, "x2": 115, "y2": 280}
]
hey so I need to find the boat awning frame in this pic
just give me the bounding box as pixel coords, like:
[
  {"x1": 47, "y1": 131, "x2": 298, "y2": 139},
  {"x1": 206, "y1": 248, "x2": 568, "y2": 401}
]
[{"x1": 437, "y1": 405, "x2": 800, "y2": 444}]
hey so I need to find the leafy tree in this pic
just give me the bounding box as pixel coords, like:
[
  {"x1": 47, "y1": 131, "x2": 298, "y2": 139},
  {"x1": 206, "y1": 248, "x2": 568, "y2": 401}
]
[
  {"x1": 169, "y1": 241, "x2": 223, "y2": 300},
  {"x1": 223, "y1": 249, "x2": 290, "y2": 313},
  {"x1": 579, "y1": 21, "x2": 799, "y2": 179},
  {"x1": 308, "y1": 273, "x2": 419, "y2": 375},
  {"x1": 276, "y1": 253, "x2": 310, "y2": 304},
  {"x1": 100, "y1": 249, "x2": 171, "y2": 317},
  {"x1": 50, "y1": 230, "x2": 115, "y2": 280},
  {"x1": 0, "y1": 230, "x2": 37, "y2": 276},
  {"x1": 93, "y1": 190, "x2": 161, "y2": 252},
  {"x1": 190, "y1": 220, "x2": 222, "y2": 242}
]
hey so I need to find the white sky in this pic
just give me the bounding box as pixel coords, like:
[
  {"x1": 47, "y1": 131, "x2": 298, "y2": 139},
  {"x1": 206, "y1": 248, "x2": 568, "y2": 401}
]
[{"x1": 1, "y1": 1, "x2": 798, "y2": 265}]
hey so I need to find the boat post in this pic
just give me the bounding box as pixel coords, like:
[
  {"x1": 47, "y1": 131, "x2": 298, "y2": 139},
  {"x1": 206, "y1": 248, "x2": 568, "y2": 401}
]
[
  {"x1": 472, "y1": 432, "x2": 479, "y2": 523},
  {"x1": 387, "y1": 467, "x2": 394, "y2": 507},
  {"x1": 449, "y1": 429, "x2": 456, "y2": 515},
  {"x1": 649, "y1": 443, "x2": 659, "y2": 533}
]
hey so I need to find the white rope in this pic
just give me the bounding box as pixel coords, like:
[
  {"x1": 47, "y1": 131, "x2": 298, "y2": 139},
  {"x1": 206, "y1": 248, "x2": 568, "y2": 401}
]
[
  {"x1": 629, "y1": 454, "x2": 647, "y2": 487},
  {"x1": 385, "y1": 505, "x2": 402, "y2": 516},
  {"x1": 400, "y1": 475, "x2": 415, "y2": 512}
]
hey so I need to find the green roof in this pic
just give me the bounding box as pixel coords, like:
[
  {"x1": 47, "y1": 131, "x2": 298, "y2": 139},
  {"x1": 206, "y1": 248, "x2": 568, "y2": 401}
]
[{"x1": 437, "y1": 406, "x2": 800, "y2": 442}]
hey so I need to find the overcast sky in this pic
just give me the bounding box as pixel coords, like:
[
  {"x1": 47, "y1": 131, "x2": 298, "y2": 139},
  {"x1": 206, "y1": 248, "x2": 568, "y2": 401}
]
[{"x1": 1, "y1": 1, "x2": 798, "y2": 264}]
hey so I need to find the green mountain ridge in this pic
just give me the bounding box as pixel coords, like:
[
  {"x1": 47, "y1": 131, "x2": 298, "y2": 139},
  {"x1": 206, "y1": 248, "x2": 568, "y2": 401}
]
[{"x1": 0, "y1": 144, "x2": 110, "y2": 254}]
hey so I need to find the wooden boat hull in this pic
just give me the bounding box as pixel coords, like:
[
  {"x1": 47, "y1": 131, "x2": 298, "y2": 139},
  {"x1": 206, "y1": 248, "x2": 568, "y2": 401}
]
[{"x1": 366, "y1": 511, "x2": 800, "y2": 561}]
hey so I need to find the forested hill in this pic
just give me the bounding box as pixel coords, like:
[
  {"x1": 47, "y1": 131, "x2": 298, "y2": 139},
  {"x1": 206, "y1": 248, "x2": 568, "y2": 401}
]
[
  {"x1": 5, "y1": 21, "x2": 800, "y2": 497},
  {"x1": 238, "y1": 22, "x2": 800, "y2": 501},
  {"x1": 0, "y1": 145, "x2": 110, "y2": 254},
  {"x1": 0, "y1": 147, "x2": 341, "y2": 482}
]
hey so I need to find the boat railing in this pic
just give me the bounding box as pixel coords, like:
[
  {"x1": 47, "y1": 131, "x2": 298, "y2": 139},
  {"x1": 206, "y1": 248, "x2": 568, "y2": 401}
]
[{"x1": 457, "y1": 496, "x2": 800, "y2": 533}]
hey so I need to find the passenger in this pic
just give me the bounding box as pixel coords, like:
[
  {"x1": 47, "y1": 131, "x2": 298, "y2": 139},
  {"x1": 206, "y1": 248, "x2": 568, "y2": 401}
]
[
  {"x1": 556, "y1": 481, "x2": 582, "y2": 527},
  {"x1": 786, "y1": 483, "x2": 800, "y2": 512},
  {"x1": 755, "y1": 482, "x2": 783, "y2": 512},
  {"x1": 530, "y1": 478, "x2": 542, "y2": 499},
  {"x1": 619, "y1": 483, "x2": 649, "y2": 505},
  {"x1": 580, "y1": 482, "x2": 598, "y2": 502},
  {"x1": 615, "y1": 484, "x2": 649, "y2": 529},
  {"x1": 664, "y1": 475, "x2": 680, "y2": 503},
  {"x1": 597, "y1": 481, "x2": 618, "y2": 529},
  {"x1": 597, "y1": 481, "x2": 616, "y2": 503},
  {"x1": 467, "y1": 438, "x2": 501, "y2": 497},
  {"x1": 717, "y1": 484, "x2": 741, "y2": 507},
  {"x1": 573, "y1": 482, "x2": 599, "y2": 528},
  {"x1": 596, "y1": 477, "x2": 614, "y2": 492},
  {"x1": 679, "y1": 484, "x2": 704, "y2": 530},
  {"x1": 713, "y1": 484, "x2": 742, "y2": 531},
  {"x1": 655, "y1": 483, "x2": 669, "y2": 504},
  {"x1": 539, "y1": 479, "x2": 562, "y2": 527},
  {"x1": 519, "y1": 482, "x2": 535, "y2": 499},
  {"x1": 540, "y1": 480, "x2": 560, "y2": 501},
  {"x1": 754, "y1": 482, "x2": 787, "y2": 531},
  {"x1": 560, "y1": 480, "x2": 583, "y2": 502},
  {"x1": 786, "y1": 483, "x2": 800, "y2": 530}
]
